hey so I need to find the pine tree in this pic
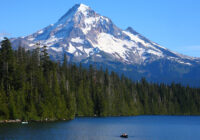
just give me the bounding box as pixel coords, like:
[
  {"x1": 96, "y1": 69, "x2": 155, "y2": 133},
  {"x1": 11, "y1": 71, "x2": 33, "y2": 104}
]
[{"x1": 0, "y1": 38, "x2": 14, "y2": 95}]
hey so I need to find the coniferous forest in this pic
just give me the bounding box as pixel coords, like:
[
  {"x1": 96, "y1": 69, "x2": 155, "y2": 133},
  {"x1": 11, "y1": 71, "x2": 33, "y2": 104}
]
[{"x1": 0, "y1": 38, "x2": 200, "y2": 121}]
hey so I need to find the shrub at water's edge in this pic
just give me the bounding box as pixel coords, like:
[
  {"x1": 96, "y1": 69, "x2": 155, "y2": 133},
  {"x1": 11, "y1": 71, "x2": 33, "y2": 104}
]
[{"x1": 0, "y1": 38, "x2": 200, "y2": 122}]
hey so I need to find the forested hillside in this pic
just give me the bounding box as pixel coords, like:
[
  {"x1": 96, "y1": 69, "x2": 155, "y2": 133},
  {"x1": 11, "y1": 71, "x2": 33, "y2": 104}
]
[{"x1": 0, "y1": 38, "x2": 200, "y2": 121}]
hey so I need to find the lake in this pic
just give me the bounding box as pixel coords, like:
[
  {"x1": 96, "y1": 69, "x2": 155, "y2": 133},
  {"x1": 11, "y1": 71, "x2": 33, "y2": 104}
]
[{"x1": 0, "y1": 116, "x2": 200, "y2": 140}]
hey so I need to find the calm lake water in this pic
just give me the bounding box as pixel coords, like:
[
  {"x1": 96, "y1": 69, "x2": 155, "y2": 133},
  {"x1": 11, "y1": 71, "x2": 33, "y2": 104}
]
[{"x1": 0, "y1": 116, "x2": 200, "y2": 140}]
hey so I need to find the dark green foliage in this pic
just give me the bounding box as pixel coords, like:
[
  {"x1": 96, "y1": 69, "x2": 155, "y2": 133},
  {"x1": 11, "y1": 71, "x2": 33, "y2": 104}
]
[{"x1": 0, "y1": 38, "x2": 200, "y2": 121}]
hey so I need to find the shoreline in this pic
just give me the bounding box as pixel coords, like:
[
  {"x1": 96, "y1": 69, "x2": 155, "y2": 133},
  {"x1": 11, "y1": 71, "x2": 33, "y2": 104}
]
[
  {"x1": 1, "y1": 114, "x2": 200, "y2": 123},
  {"x1": 0, "y1": 119, "x2": 21, "y2": 123},
  {"x1": 0, "y1": 118, "x2": 74, "y2": 124}
]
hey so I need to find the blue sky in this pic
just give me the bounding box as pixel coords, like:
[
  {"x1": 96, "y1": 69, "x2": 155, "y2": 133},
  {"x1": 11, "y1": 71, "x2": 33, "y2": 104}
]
[{"x1": 1, "y1": 0, "x2": 200, "y2": 57}]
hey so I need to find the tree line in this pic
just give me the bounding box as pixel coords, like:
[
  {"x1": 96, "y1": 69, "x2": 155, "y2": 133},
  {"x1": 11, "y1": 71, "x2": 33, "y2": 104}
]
[{"x1": 0, "y1": 38, "x2": 200, "y2": 121}]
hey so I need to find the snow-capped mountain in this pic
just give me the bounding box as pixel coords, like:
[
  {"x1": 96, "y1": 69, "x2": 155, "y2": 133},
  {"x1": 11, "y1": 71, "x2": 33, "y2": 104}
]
[{"x1": 10, "y1": 4, "x2": 200, "y2": 86}]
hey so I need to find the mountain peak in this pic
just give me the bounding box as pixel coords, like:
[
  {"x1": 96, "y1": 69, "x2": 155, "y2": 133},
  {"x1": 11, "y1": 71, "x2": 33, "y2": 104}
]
[
  {"x1": 71, "y1": 3, "x2": 91, "y2": 14},
  {"x1": 77, "y1": 3, "x2": 90, "y2": 13},
  {"x1": 58, "y1": 3, "x2": 92, "y2": 22}
]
